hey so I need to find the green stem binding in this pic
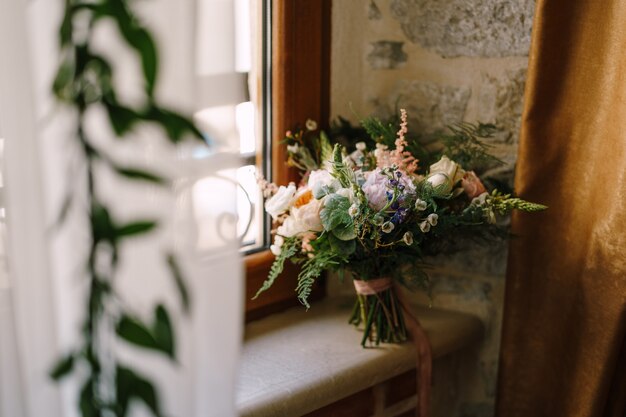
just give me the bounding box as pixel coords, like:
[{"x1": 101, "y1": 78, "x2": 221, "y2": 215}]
[{"x1": 348, "y1": 284, "x2": 408, "y2": 347}]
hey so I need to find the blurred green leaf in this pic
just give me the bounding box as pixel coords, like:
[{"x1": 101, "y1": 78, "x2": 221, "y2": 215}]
[
  {"x1": 154, "y1": 305, "x2": 174, "y2": 358},
  {"x1": 49, "y1": 353, "x2": 75, "y2": 381},
  {"x1": 53, "y1": 59, "x2": 75, "y2": 100},
  {"x1": 117, "y1": 366, "x2": 162, "y2": 417},
  {"x1": 79, "y1": 379, "x2": 97, "y2": 417},
  {"x1": 114, "y1": 167, "x2": 167, "y2": 185},
  {"x1": 116, "y1": 306, "x2": 175, "y2": 359},
  {"x1": 91, "y1": 204, "x2": 116, "y2": 242},
  {"x1": 146, "y1": 107, "x2": 204, "y2": 142},
  {"x1": 166, "y1": 254, "x2": 190, "y2": 314},
  {"x1": 59, "y1": 6, "x2": 73, "y2": 46},
  {"x1": 116, "y1": 220, "x2": 158, "y2": 238},
  {"x1": 105, "y1": 102, "x2": 140, "y2": 136},
  {"x1": 117, "y1": 316, "x2": 157, "y2": 350},
  {"x1": 107, "y1": 0, "x2": 158, "y2": 95}
]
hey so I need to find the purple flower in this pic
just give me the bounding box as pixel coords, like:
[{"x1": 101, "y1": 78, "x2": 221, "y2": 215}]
[
  {"x1": 391, "y1": 207, "x2": 408, "y2": 224},
  {"x1": 363, "y1": 168, "x2": 416, "y2": 211}
]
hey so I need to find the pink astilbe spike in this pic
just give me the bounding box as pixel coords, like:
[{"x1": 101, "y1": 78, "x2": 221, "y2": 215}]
[{"x1": 375, "y1": 109, "x2": 419, "y2": 174}]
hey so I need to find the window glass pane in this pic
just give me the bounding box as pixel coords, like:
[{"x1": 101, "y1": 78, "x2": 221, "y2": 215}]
[{"x1": 194, "y1": 0, "x2": 269, "y2": 252}]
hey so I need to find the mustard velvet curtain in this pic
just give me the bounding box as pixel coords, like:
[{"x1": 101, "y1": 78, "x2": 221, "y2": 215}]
[{"x1": 496, "y1": 1, "x2": 626, "y2": 416}]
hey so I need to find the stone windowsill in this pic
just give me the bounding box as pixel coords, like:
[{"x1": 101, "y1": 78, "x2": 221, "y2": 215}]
[{"x1": 236, "y1": 296, "x2": 483, "y2": 417}]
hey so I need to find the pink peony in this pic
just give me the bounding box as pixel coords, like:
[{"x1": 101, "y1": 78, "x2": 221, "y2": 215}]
[
  {"x1": 362, "y1": 169, "x2": 391, "y2": 211},
  {"x1": 461, "y1": 171, "x2": 487, "y2": 199},
  {"x1": 362, "y1": 168, "x2": 415, "y2": 211}
]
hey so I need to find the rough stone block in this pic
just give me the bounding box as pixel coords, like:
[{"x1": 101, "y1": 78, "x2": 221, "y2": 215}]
[
  {"x1": 389, "y1": 0, "x2": 535, "y2": 58},
  {"x1": 478, "y1": 68, "x2": 528, "y2": 144},
  {"x1": 372, "y1": 80, "x2": 471, "y2": 133},
  {"x1": 367, "y1": 40, "x2": 408, "y2": 69},
  {"x1": 368, "y1": 0, "x2": 383, "y2": 20},
  {"x1": 425, "y1": 237, "x2": 509, "y2": 279}
]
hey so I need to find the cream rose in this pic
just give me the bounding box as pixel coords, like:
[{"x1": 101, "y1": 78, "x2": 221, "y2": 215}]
[
  {"x1": 426, "y1": 156, "x2": 465, "y2": 194},
  {"x1": 264, "y1": 183, "x2": 297, "y2": 219},
  {"x1": 276, "y1": 198, "x2": 323, "y2": 237}
]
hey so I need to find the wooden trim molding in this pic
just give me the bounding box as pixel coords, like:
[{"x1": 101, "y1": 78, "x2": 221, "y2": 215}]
[{"x1": 244, "y1": 0, "x2": 332, "y2": 321}]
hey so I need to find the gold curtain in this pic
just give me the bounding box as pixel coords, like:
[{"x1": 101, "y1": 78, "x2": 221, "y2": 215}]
[{"x1": 496, "y1": 1, "x2": 626, "y2": 416}]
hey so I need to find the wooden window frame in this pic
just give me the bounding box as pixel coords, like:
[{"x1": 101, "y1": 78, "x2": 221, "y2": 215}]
[{"x1": 244, "y1": 0, "x2": 332, "y2": 321}]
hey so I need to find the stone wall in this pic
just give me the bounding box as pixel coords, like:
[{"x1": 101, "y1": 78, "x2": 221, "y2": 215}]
[{"x1": 330, "y1": 1, "x2": 534, "y2": 416}]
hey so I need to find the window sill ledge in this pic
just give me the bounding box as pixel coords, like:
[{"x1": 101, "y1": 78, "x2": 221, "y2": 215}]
[{"x1": 236, "y1": 296, "x2": 483, "y2": 417}]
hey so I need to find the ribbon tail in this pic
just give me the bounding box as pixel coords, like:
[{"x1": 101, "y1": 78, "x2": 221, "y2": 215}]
[{"x1": 395, "y1": 284, "x2": 432, "y2": 417}]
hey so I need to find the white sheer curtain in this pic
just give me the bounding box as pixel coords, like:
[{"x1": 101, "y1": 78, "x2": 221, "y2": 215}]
[{"x1": 0, "y1": 0, "x2": 243, "y2": 416}]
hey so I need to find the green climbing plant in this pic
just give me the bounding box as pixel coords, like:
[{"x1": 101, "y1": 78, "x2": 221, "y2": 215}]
[{"x1": 49, "y1": 1, "x2": 204, "y2": 416}]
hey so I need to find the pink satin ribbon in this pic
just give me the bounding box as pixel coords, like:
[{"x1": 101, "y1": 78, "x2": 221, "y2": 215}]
[
  {"x1": 353, "y1": 277, "x2": 393, "y2": 295},
  {"x1": 353, "y1": 278, "x2": 432, "y2": 417},
  {"x1": 395, "y1": 283, "x2": 432, "y2": 417}
]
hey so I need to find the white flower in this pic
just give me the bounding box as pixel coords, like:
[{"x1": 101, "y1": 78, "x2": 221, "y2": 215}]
[
  {"x1": 382, "y1": 221, "x2": 395, "y2": 233},
  {"x1": 264, "y1": 183, "x2": 297, "y2": 219},
  {"x1": 372, "y1": 214, "x2": 384, "y2": 226},
  {"x1": 270, "y1": 236, "x2": 284, "y2": 256},
  {"x1": 355, "y1": 142, "x2": 367, "y2": 151},
  {"x1": 308, "y1": 169, "x2": 341, "y2": 198},
  {"x1": 276, "y1": 216, "x2": 297, "y2": 237},
  {"x1": 414, "y1": 198, "x2": 428, "y2": 211},
  {"x1": 471, "y1": 192, "x2": 489, "y2": 206},
  {"x1": 287, "y1": 144, "x2": 299, "y2": 153},
  {"x1": 486, "y1": 209, "x2": 496, "y2": 224},
  {"x1": 403, "y1": 231, "x2": 414, "y2": 245},
  {"x1": 270, "y1": 244, "x2": 281, "y2": 256},
  {"x1": 426, "y1": 156, "x2": 465, "y2": 194},
  {"x1": 420, "y1": 221, "x2": 431, "y2": 233},
  {"x1": 305, "y1": 119, "x2": 318, "y2": 131},
  {"x1": 427, "y1": 213, "x2": 438, "y2": 226},
  {"x1": 348, "y1": 204, "x2": 359, "y2": 217},
  {"x1": 276, "y1": 198, "x2": 324, "y2": 237}
]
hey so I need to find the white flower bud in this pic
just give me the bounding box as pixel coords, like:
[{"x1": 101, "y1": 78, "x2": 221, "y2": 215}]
[
  {"x1": 420, "y1": 221, "x2": 431, "y2": 233},
  {"x1": 414, "y1": 198, "x2": 428, "y2": 211},
  {"x1": 427, "y1": 213, "x2": 438, "y2": 226},
  {"x1": 382, "y1": 221, "x2": 395, "y2": 233},
  {"x1": 403, "y1": 231, "x2": 414, "y2": 245},
  {"x1": 270, "y1": 244, "x2": 281, "y2": 256},
  {"x1": 348, "y1": 204, "x2": 359, "y2": 217},
  {"x1": 355, "y1": 142, "x2": 367, "y2": 151},
  {"x1": 305, "y1": 119, "x2": 318, "y2": 131}
]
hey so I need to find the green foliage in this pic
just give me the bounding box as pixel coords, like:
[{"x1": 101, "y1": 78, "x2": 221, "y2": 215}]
[
  {"x1": 113, "y1": 166, "x2": 166, "y2": 185},
  {"x1": 51, "y1": 1, "x2": 201, "y2": 416},
  {"x1": 486, "y1": 190, "x2": 548, "y2": 214},
  {"x1": 439, "y1": 122, "x2": 503, "y2": 172},
  {"x1": 319, "y1": 131, "x2": 334, "y2": 164},
  {"x1": 320, "y1": 194, "x2": 351, "y2": 229},
  {"x1": 116, "y1": 366, "x2": 162, "y2": 417},
  {"x1": 166, "y1": 254, "x2": 191, "y2": 315},
  {"x1": 296, "y1": 251, "x2": 341, "y2": 308},
  {"x1": 116, "y1": 304, "x2": 175, "y2": 359},
  {"x1": 320, "y1": 193, "x2": 357, "y2": 241},
  {"x1": 253, "y1": 238, "x2": 299, "y2": 299},
  {"x1": 50, "y1": 353, "x2": 75, "y2": 381},
  {"x1": 329, "y1": 144, "x2": 354, "y2": 188},
  {"x1": 360, "y1": 116, "x2": 397, "y2": 144}
]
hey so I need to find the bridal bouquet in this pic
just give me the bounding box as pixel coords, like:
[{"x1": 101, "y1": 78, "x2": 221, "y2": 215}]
[{"x1": 255, "y1": 110, "x2": 545, "y2": 347}]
